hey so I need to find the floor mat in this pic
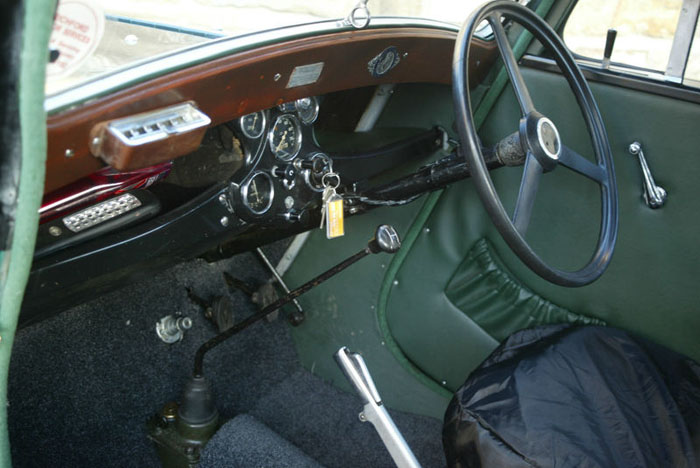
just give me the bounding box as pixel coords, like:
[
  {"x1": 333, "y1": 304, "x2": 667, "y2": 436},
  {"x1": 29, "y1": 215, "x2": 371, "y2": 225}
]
[
  {"x1": 9, "y1": 244, "x2": 296, "y2": 468},
  {"x1": 8, "y1": 241, "x2": 446, "y2": 467},
  {"x1": 201, "y1": 414, "x2": 322, "y2": 468},
  {"x1": 250, "y1": 370, "x2": 446, "y2": 468}
]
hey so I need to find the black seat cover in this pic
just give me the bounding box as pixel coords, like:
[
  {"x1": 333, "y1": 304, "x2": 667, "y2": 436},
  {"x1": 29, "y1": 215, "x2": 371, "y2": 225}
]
[{"x1": 443, "y1": 325, "x2": 700, "y2": 468}]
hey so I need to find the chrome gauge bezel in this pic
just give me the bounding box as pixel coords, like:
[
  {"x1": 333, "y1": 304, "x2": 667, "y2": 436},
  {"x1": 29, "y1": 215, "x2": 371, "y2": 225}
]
[
  {"x1": 303, "y1": 152, "x2": 332, "y2": 192},
  {"x1": 239, "y1": 111, "x2": 267, "y2": 139},
  {"x1": 268, "y1": 114, "x2": 302, "y2": 161},
  {"x1": 295, "y1": 97, "x2": 320, "y2": 125},
  {"x1": 240, "y1": 171, "x2": 275, "y2": 215}
]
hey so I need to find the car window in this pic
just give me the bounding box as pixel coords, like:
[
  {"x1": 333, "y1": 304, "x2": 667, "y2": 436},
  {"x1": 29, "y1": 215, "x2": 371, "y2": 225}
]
[
  {"x1": 46, "y1": 0, "x2": 496, "y2": 97},
  {"x1": 563, "y1": 0, "x2": 682, "y2": 73}
]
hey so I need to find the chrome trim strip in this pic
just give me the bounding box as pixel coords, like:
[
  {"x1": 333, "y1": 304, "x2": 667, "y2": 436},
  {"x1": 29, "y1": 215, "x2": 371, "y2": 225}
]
[{"x1": 45, "y1": 17, "x2": 459, "y2": 115}]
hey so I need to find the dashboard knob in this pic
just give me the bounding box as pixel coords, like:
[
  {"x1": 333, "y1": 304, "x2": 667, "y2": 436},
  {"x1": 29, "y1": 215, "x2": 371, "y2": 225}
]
[
  {"x1": 272, "y1": 164, "x2": 297, "y2": 180},
  {"x1": 298, "y1": 158, "x2": 326, "y2": 173},
  {"x1": 280, "y1": 209, "x2": 309, "y2": 224}
]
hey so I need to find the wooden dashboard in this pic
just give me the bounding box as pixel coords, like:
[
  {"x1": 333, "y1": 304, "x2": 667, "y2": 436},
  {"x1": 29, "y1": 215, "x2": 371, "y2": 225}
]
[{"x1": 45, "y1": 27, "x2": 496, "y2": 194}]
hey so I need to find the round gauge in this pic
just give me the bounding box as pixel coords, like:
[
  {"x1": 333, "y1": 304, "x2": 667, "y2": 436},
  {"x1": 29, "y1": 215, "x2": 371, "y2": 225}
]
[
  {"x1": 295, "y1": 97, "x2": 319, "y2": 125},
  {"x1": 241, "y1": 171, "x2": 274, "y2": 214},
  {"x1": 239, "y1": 111, "x2": 266, "y2": 139},
  {"x1": 269, "y1": 114, "x2": 302, "y2": 161}
]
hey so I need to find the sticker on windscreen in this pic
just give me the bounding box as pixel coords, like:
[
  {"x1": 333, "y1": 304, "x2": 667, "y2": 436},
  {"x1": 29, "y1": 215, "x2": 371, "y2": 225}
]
[{"x1": 47, "y1": 0, "x2": 105, "y2": 79}]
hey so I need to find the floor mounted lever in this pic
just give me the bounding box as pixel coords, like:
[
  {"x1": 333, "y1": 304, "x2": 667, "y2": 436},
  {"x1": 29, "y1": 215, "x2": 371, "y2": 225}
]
[
  {"x1": 192, "y1": 224, "x2": 402, "y2": 378},
  {"x1": 255, "y1": 247, "x2": 305, "y2": 325},
  {"x1": 335, "y1": 347, "x2": 422, "y2": 468}
]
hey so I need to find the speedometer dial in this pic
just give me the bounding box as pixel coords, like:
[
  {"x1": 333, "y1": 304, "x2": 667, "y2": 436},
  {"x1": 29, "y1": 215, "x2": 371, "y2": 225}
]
[{"x1": 269, "y1": 114, "x2": 302, "y2": 161}]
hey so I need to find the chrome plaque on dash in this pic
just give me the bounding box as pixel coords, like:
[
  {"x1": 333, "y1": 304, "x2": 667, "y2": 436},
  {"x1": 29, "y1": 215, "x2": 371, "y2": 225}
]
[{"x1": 286, "y1": 62, "x2": 324, "y2": 88}]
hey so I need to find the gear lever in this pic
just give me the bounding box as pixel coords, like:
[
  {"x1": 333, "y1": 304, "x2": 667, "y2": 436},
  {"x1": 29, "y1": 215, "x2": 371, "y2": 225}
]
[{"x1": 154, "y1": 226, "x2": 402, "y2": 466}]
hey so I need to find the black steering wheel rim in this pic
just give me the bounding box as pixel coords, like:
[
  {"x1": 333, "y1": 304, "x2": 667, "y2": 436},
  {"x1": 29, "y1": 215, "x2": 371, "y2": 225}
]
[{"x1": 452, "y1": 1, "x2": 618, "y2": 287}]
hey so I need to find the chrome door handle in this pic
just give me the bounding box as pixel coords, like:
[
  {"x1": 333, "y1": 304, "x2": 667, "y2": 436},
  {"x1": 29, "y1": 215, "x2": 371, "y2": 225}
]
[{"x1": 628, "y1": 142, "x2": 667, "y2": 209}]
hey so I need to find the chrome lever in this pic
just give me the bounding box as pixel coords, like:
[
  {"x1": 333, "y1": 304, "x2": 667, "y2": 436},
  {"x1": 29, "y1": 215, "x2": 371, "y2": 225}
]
[
  {"x1": 628, "y1": 142, "x2": 667, "y2": 209},
  {"x1": 335, "y1": 347, "x2": 422, "y2": 468}
]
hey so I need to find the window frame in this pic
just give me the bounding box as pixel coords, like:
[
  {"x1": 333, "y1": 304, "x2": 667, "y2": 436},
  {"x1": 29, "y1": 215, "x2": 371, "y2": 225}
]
[{"x1": 561, "y1": 0, "x2": 700, "y2": 86}]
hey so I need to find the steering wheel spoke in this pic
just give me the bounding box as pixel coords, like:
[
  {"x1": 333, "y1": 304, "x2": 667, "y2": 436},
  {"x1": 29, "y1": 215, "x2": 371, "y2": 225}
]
[
  {"x1": 489, "y1": 13, "x2": 536, "y2": 116},
  {"x1": 559, "y1": 145, "x2": 607, "y2": 184},
  {"x1": 512, "y1": 153, "x2": 542, "y2": 236},
  {"x1": 452, "y1": 1, "x2": 618, "y2": 286}
]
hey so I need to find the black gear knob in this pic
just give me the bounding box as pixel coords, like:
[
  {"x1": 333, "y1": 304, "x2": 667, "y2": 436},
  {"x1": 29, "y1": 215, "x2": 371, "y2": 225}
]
[{"x1": 368, "y1": 225, "x2": 401, "y2": 254}]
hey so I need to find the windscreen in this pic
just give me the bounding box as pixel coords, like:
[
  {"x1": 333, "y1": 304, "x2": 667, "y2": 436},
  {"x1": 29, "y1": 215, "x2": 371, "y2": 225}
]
[{"x1": 46, "y1": 0, "x2": 495, "y2": 95}]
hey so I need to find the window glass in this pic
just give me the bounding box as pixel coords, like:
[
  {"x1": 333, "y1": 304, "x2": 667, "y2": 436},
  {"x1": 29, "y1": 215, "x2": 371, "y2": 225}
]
[
  {"x1": 47, "y1": 0, "x2": 494, "y2": 96},
  {"x1": 564, "y1": 0, "x2": 682, "y2": 72}
]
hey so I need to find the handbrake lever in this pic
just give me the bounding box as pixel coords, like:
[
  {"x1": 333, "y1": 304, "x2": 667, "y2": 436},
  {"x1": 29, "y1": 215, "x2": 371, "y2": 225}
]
[{"x1": 335, "y1": 347, "x2": 422, "y2": 468}]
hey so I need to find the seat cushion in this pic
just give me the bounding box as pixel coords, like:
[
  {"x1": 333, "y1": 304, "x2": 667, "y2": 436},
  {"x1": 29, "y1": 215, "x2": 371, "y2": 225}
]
[
  {"x1": 200, "y1": 414, "x2": 323, "y2": 468},
  {"x1": 443, "y1": 324, "x2": 700, "y2": 468}
]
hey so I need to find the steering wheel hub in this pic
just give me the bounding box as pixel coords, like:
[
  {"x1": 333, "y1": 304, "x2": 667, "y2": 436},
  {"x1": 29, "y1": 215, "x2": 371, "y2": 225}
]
[
  {"x1": 537, "y1": 118, "x2": 561, "y2": 160},
  {"x1": 520, "y1": 113, "x2": 561, "y2": 171}
]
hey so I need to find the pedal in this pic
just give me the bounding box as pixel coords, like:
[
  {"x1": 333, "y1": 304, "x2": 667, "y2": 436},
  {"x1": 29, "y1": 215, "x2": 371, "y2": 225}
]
[
  {"x1": 186, "y1": 289, "x2": 234, "y2": 332},
  {"x1": 334, "y1": 347, "x2": 422, "y2": 468}
]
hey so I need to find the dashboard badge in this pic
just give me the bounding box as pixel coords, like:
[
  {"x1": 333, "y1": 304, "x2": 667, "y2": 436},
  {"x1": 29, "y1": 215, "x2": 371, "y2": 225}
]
[{"x1": 368, "y1": 46, "x2": 400, "y2": 77}]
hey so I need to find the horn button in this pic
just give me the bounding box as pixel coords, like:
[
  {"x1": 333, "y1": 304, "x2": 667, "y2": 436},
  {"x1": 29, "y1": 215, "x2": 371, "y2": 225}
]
[{"x1": 520, "y1": 113, "x2": 561, "y2": 171}]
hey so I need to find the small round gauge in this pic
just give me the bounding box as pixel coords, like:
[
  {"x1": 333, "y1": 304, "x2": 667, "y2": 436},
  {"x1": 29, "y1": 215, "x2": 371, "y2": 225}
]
[
  {"x1": 239, "y1": 111, "x2": 266, "y2": 139},
  {"x1": 269, "y1": 114, "x2": 302, "y2": 161},
  {"x1": 241, "y1": 171, "x2": 274, "y2": 214},
  {"x1": 295, "y1": 97, "x2": 319, "y2": 125}
]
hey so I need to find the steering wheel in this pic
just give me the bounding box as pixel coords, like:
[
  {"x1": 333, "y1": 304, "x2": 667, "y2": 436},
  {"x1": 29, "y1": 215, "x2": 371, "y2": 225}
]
[{"x1": 452, "y1": 1, "x2": 618, "y2": 287}]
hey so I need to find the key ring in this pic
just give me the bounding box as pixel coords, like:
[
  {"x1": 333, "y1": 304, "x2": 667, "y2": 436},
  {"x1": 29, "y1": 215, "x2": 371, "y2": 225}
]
[{"x1": 322, "y1": 172, "x2": 341, "y2": 189}]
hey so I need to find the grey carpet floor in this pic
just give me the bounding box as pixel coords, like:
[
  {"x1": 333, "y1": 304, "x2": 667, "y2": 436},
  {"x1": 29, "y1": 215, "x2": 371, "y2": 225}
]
[{"x1": 8, "y1": 244, "x2": 445, "y2": 467}]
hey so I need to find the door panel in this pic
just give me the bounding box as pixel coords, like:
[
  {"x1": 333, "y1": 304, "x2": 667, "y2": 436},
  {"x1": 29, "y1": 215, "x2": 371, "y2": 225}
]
[{"x1": 385, "y1": 68, "x2": 700, "y2": 389}]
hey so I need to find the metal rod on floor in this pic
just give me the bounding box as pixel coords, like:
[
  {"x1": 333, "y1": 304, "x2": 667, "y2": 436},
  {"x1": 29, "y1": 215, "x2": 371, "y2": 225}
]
[
  {"x1": 192, "y1": 225, "x2": 401, "y2": 378},
  {"x1": 255, "y1": 247, "x2": 305, "y2": 323},
  {"x1": 193, "y1": 249, "x2": 369, "y2": 377}
]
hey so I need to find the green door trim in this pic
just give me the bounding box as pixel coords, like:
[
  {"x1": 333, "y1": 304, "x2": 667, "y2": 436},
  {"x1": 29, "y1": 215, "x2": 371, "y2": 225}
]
[
  {"x1": 0, "y1": 0, "x2": 54, "y2": 465},
  {"x1": 375, "y1": 0, "x2": 556, "y2": 397}
]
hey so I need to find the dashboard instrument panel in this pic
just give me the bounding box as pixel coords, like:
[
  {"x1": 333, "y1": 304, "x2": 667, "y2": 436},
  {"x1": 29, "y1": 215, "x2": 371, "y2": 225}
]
[{"x1": 43, "y1": 27, "x2": 497, "y2": 193}]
